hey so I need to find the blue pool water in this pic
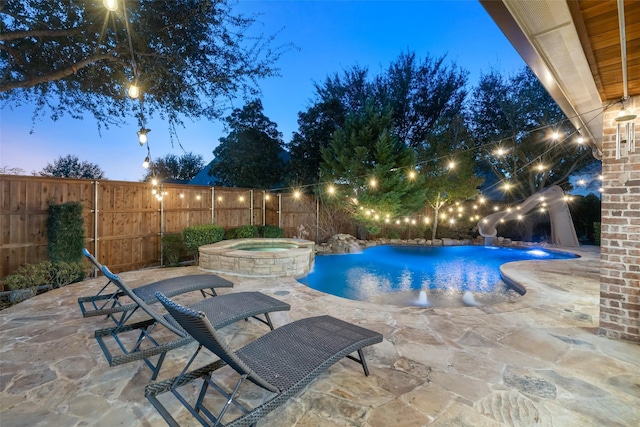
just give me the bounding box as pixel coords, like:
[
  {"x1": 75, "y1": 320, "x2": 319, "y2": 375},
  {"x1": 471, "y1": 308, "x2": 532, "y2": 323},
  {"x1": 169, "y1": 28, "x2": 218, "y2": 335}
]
[{"x1": 297, "y1": 245, "x2": 576, "y2": 307}]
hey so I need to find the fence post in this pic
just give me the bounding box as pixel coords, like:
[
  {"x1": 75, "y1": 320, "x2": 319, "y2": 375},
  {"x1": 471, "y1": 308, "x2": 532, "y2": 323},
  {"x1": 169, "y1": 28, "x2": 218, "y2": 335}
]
[
  {"x1": 278, "y1": 193, "x2": 282, "y2": 229},
  {"x1": 316, "y1": 196, "x2": 319, "y2": 243},
  {"x1": 250, "y1": 189, "x2": 254, "y2": 225},
  {"x1": 160, "y1": 188, "x2": 165, "y2": 266},
  {"x1": 92, "y1": 180, "x2": 99, "y2": 277},
  {"x1": 262, "y1": 191, "x2": 266, "y2": 226},
  {"x1": 211, "y1": 187, "x2": 215, "y2": 224}
]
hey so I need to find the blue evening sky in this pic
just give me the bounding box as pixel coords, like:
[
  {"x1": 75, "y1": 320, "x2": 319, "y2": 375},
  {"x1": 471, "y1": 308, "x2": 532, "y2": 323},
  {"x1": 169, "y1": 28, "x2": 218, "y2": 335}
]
[{"x1": 0, "y1": 0, "x2": 525, "y2": 182}]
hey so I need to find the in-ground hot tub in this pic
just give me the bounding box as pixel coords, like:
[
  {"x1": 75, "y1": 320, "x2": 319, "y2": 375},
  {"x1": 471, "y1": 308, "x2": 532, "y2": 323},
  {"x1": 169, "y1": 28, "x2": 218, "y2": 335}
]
[{"x1": 199, "y1": 238, "x2": 315, "y2": 277}]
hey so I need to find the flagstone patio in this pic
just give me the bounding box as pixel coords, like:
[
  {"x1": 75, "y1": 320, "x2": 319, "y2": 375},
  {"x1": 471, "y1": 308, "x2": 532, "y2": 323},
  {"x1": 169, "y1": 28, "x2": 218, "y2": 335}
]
[{"x1": 1, "y1": 245, "x2": 638, "y2": 426}]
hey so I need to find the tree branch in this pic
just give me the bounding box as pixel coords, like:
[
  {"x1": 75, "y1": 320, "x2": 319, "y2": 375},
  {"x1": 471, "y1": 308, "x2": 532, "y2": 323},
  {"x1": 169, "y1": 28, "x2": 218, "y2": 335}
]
[
  {"x1": 0, "y1": 27, "x2": 83, "y2": 41},
  {"x1": 0, "y1": 51, "x2": 120, "y2": 92}
]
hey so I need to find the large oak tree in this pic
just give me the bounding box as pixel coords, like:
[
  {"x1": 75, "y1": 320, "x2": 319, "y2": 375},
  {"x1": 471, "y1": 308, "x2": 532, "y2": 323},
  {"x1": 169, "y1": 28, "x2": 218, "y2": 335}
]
[{"x1": 0, "y1": 0, "x2": 285, "y2": 131}]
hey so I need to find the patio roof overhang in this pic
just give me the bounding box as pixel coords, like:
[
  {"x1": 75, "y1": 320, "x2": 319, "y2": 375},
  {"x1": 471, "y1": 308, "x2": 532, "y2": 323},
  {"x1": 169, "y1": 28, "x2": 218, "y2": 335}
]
[{"x1": 480, "y1": 0, "x2": 640, "y2": 160}]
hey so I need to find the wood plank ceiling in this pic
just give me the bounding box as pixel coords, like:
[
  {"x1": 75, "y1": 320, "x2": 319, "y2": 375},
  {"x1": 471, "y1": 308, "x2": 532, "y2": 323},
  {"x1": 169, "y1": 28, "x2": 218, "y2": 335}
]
[{"x1": 569, "y1": 0, "x2": 640, "y2": 102}]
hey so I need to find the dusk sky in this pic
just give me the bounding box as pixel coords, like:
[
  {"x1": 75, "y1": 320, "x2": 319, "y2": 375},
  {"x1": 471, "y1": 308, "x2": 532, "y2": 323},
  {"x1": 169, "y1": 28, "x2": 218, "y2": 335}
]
[{"x1": 0, "y1": 0, "x2": 525, "y2": 182}]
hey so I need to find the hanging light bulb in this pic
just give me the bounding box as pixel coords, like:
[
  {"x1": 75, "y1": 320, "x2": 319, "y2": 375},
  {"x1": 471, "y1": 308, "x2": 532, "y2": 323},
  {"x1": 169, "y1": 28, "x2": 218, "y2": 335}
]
[
  {"x1": 103, "y1": 0, "x2": 118, "y2": 11},
  {"x1": 128, "y1": 84, "x2": 140, "y2": 99},
  {"x1": 142, "y1": 156, "x2": 150, "y2": 169},
  {"x1": 137, "y1": 128, "x2": 150, "y2": 145}
]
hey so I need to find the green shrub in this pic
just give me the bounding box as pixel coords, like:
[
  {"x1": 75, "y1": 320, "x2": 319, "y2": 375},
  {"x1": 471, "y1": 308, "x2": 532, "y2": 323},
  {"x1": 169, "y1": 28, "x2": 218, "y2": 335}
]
[
  {"x1": 182, "y1": 224, "x2": 225, "y2": 257},
  {"x1": 162, "y1": 234, "x2": 187, "y2": 266},
  {"x1": 3, "y1": 262, "x2": 52, "y2": 291},
  {"x1": 386, "y1": 229, "x2": 401, "y2": 239},
  {"x1": 2, "y1": 261, "x2": 86, "y2": 293},
  {"x1": 365, "y1": 224, "x2": 381, "y2": 236},
  {"x1": 594, "y1": 222, "x2": 601, "y2": 245},
  {"x1": 260, "y1": 225, "x2": 284, "y2": 238},
  {"x1": 49, "y1": 261, "x2": 86, "y2": 289},
  {"x1": 236, "y1": 225, "x2": 259, "y2": 238},
  {"x1": 47, "y1": 201, "x2": 85, "y2": 263}
]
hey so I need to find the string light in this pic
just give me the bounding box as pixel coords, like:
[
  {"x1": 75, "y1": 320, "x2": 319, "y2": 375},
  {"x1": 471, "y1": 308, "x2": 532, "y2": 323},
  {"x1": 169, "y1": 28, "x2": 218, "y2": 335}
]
[
  {"x1": 142, "y1": 156, "x2": 150, "y2": 169},
  {"x1": 137, "y1": 128, "x2": 150, "y2": 145},
  {"x1": 103, "y1": 0, "x2": 118, "y2": 11},
  {"x1": 247, "y1": 103, "x2": 606, "y2": 226},
  {"x1": 128, "y1": 84, "x2": 140, "y2": 99}
]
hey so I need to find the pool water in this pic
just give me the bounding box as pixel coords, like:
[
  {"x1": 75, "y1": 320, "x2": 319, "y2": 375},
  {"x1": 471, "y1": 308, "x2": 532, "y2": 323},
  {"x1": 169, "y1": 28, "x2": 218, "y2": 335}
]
[
  {"x1": 240, "y1": 247, "x2": 291, "y2": 252},
  {"x1": 297, "y1": 245, "x2": 576, "y2": 307}
]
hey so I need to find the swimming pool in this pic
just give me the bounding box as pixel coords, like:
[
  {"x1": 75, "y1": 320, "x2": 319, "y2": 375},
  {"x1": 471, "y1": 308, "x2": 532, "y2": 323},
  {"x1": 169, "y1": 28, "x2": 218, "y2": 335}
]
[{"x1": 297, "y1": 245, "x2": 577, "y2": 307}]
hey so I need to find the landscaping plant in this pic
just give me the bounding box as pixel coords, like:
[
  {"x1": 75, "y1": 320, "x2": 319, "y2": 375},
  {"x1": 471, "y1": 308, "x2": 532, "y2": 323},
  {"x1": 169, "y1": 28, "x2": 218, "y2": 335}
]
[{"x1": 182, "y1": 224, "x2": 225, "y2": 259}]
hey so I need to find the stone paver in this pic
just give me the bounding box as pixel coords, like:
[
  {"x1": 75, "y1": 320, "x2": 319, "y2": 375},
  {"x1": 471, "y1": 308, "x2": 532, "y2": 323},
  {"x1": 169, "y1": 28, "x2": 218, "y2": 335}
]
[{"x1": 1, "y1": 246, "x2": 639, "y2": 426}]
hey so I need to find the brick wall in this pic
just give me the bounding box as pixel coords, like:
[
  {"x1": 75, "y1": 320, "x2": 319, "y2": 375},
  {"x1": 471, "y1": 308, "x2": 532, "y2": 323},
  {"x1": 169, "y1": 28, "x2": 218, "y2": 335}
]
[{"x1": 600, "y1": 95, "x2": 640, "y2": 342}]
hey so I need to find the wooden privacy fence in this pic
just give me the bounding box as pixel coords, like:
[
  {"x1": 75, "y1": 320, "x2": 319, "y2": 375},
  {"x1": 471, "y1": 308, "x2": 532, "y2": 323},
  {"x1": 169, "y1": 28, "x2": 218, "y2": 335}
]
[{"x1": 0, "y1": 175, "x2": 323, "y2": 278}]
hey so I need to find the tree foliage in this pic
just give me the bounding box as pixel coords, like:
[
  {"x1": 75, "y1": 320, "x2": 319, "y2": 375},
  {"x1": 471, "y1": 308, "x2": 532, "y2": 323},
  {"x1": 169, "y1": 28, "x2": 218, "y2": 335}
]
[
  {"x1": 320, "y1": 102, "x2": 426, "y2": 232},
  {"x1": 210, "y1": 99, "x2": 286, "y2": 188},
  {"x1": 0, "y1": 0, "x2": 285, "y2": 131},
  {"x1": 418, "y1": 113, "x2": 484, "y2": 239},
  {"x1": 0, "y1": 166, "x2": 26, "y2": 175},
  {"x1": 288, "y1": 67, "x2": 369, "y2": 185},
  {"x1": 468, "y1": 68, "x2": 592, "y2": 202},
  {"x1": 374, "y1": 51, "x2": 468, "y2": 149},
  {"x1": 40, "y1": 154, "x2": 105, "y2": 179},
  {"x1": 288, "y1": 52, "x2": 467, "y2": 185},
  {"x1": 143, "y1": 152, "x2": 205, "y2": 182}
]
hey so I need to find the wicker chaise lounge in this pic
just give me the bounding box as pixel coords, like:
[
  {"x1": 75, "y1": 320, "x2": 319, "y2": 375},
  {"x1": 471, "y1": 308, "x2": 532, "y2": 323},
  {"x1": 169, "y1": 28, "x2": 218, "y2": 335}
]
[
  {"x1": 146, "y1": 292, "x2": 383, "y2": 427},
  {"x1": 94, "y1": 265, "x2": 291, "y2": 380},
  {"x1": 78, "y1": 248, "x2": 233, "y2": 322}
]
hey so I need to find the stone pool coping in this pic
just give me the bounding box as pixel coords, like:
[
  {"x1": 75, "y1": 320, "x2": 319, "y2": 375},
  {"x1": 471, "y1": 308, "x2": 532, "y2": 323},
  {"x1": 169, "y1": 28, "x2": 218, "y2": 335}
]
[{"x1": 199, "y1": 238, "x2": 315, "y2": 277}]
